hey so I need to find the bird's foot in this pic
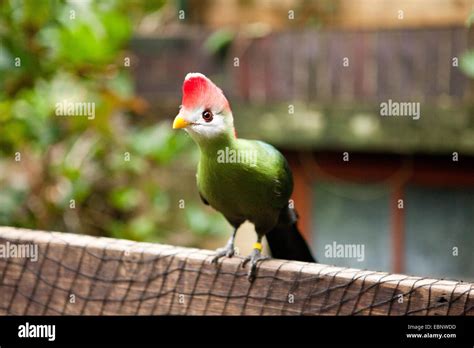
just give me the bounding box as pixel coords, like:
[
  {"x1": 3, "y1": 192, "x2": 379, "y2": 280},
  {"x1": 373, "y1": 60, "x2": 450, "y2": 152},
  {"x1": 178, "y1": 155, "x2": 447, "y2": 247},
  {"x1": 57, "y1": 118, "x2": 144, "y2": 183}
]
[
  {"x1": 210, "y1": 243, "x2": 235, "y2": 264},
  {"x1": 242, "y1": 248, "x2": 268, "y2": 282}
]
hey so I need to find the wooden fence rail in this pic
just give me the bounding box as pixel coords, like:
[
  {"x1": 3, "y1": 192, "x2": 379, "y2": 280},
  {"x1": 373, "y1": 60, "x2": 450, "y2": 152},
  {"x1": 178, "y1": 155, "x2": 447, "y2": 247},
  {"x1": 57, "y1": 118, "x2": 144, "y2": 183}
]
[
  {"x1": 0, "y1": 227, "x2": 473, "y2": 315},
  {"x1": 133, "y1": 26, "x2": 472, "y2": 108}
]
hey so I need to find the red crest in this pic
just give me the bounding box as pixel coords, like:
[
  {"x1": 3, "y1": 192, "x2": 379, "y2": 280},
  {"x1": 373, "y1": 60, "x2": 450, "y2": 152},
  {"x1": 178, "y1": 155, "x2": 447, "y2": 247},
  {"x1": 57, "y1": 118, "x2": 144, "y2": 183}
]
[{"x1": 182, "y1": 73, "x2": 229, "y2": 112}]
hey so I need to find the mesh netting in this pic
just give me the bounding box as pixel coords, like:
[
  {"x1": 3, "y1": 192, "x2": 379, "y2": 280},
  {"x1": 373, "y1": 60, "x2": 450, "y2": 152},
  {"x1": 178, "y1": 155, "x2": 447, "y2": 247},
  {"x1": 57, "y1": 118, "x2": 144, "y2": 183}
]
[{"x1": 0, "y1": 227, "x2": 473, "y2": 316}]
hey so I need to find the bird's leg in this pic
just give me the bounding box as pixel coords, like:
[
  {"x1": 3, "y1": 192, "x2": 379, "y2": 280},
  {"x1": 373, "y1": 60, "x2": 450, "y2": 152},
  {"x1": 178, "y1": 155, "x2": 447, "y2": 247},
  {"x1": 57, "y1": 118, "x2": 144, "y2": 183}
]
[
  {"x1": 211, "y1": 227, "x2": 237, "y2": 264},
  {"x1": 242, "y1": 235, "x2": 268, "y2": 281}
]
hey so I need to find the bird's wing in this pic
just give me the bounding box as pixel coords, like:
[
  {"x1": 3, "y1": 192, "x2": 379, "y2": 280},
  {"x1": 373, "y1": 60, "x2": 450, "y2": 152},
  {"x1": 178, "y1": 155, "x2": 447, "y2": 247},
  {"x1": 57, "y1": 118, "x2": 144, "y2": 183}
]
[{"x1": 254, "y1": 140, "x2": 294, "y2": 209}]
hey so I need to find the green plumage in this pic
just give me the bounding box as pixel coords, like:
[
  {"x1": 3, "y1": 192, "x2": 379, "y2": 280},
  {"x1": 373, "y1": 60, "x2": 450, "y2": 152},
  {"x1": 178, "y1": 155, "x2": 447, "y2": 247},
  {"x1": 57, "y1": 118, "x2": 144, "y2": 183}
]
[
  {"x1": 173, "y1": 72, "x2": 315, "y2": 275},
  {"x1": 196, "y1": 133, "x2": 293, "y2": 234}
]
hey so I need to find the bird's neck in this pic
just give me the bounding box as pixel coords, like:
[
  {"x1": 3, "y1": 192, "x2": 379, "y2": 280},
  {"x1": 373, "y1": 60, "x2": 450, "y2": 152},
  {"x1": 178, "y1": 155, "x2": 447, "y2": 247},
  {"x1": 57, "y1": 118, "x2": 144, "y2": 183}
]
[{"x1": 195, "y1": 129, "x2": 238, "y2": 157}]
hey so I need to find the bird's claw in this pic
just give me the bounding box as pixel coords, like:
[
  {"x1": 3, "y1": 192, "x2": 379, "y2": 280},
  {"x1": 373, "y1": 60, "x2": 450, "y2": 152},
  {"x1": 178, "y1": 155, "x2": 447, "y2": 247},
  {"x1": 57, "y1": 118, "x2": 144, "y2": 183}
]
[
  {"x1": 210, "y1": 243, "x2": 235, "y2": 264},
  {"x1": 242, "y1": 248, "x2": 268, "y2": 282}
]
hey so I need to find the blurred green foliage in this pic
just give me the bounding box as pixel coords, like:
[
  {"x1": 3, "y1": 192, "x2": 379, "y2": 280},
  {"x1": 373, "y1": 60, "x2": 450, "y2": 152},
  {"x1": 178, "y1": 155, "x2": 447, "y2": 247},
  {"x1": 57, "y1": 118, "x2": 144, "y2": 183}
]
[
  {"x1": 460, "y1": 7, "x2": 474, "y2": 79},
  {"x1": 0, "y1": 0, "x2": 228, "y2": 244},
  {"x1": 204, "y1": 29, "x2": 234, "y2": 59},
  {"x1": 461, "y1": 50, "x2": 474, "y2": 79}
]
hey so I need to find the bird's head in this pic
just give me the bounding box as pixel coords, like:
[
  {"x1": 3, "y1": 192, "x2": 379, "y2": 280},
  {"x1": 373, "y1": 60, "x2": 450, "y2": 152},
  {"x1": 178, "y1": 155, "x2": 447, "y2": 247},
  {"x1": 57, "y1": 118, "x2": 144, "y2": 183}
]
[{"x1": 172, "y1": 73, "x2": 235, "y2": 145}]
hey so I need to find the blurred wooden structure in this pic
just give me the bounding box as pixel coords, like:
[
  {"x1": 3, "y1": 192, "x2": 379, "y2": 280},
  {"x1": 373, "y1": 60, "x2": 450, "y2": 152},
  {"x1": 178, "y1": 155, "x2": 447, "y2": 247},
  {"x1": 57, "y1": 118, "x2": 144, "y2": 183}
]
[
  {"x1": 133, "y1": 26, "x2": 472, "y2": 106},
  {"x1": 186, "y1": 0, "x2": 474, "y2": 30},
  {"x1": 1, "y1": 227, "x2": 473, "y2": 315}
]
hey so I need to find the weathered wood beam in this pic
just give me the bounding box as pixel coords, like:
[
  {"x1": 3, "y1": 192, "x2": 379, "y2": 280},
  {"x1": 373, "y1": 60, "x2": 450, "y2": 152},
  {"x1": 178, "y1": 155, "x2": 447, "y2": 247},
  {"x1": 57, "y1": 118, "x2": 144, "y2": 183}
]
[{"x1": 0, "y1": 227, "x2": 472, "y2": 315}]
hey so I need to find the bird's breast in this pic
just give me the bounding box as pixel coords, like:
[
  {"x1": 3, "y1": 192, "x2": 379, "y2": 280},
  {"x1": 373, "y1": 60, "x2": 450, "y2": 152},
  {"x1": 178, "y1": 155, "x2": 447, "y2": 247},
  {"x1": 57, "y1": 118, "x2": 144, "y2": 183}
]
[{"x1": 197, "y1": 157, "x2": 287, "y2": 224}]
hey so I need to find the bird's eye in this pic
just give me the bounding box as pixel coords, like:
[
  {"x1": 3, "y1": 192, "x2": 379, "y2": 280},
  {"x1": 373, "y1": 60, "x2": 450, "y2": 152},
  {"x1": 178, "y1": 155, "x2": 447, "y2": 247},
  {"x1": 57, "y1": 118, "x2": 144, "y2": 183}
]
[{"x1": 202, "y1": 110, "x2": 213, "y2": 122}]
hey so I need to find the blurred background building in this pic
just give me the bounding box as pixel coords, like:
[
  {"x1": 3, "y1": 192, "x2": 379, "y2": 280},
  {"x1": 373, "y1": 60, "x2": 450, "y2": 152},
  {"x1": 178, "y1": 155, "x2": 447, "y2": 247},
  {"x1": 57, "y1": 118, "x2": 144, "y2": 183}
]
[{"x1": 1, "y1": 0, "x2": 473, "y2": 281}]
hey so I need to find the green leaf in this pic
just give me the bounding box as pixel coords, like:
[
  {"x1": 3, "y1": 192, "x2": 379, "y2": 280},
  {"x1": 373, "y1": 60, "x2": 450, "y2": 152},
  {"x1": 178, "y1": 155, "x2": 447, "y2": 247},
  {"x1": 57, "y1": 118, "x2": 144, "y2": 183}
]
[
  {"x1": 460, "y1": 50, "x2": 474, "y2": 78},
  {"x1": 204, "y1": 29, "x2": 234, "y2": 56},
  {"x1": 185, "y1": 205, "x2": 228, "y2": 236},
  {"x1": 466, "y1": 8, "x2": 474, "y2": 27},
  {"x1": 109, "y1": 187, "x2": 142, "y2": 211},
  {"x1": 128, "y1": 123, "x2": 191, "y2": 164},
  {"x1": 129, "y1": 215, "x2": 155, "y2": 240}
]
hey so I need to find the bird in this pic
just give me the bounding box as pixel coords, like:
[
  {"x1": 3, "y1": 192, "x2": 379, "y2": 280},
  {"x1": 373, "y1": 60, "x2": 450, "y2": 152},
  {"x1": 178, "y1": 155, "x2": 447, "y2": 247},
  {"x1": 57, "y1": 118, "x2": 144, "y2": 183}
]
[{"x1": 172, "y1": 72, "x2": 316, "y2": 281}]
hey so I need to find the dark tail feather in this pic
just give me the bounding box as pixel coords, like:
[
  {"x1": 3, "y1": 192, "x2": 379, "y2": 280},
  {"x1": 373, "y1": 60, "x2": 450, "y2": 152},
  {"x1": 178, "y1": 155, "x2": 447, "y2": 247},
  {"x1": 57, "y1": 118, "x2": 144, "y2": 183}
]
[{"x1": 265, "y1": 207, "x2": 316, "y2": 263}]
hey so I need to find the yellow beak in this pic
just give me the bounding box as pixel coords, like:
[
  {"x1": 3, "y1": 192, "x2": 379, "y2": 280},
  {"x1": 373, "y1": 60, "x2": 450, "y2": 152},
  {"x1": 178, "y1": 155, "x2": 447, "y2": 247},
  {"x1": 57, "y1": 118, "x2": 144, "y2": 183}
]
[{"x1": 172, "y1": 115, "x2": 190, "y2": 129}]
